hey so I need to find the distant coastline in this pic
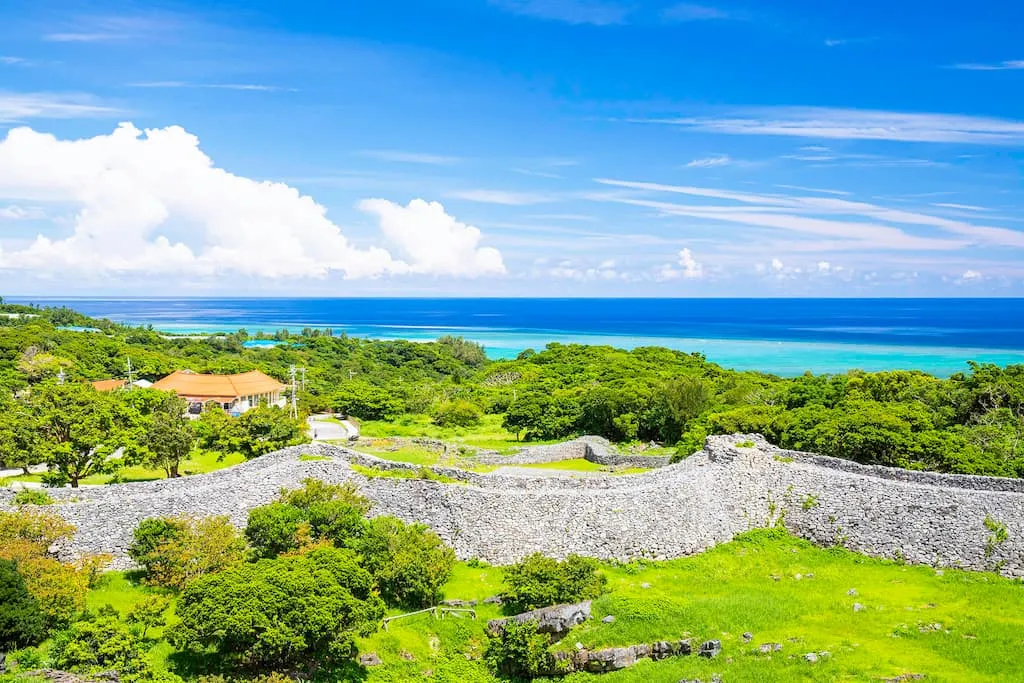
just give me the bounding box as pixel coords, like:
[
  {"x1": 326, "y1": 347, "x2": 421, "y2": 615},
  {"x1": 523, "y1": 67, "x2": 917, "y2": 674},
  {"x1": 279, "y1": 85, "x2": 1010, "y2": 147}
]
[{"x1": 9, "y1": 297, "x2": 1024, "y2": 377}]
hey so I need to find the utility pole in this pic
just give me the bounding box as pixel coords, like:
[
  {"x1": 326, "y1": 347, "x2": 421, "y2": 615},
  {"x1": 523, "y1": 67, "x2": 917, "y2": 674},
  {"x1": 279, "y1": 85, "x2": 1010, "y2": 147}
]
[
  {"x1": 56, "y1": 368, "x2": 65, "y2": 385},
  {"x1": 125, "y1": 357, "x2": 134, "y2": 389},
  {"x1": 289, "y1": 365, "x2": 298, "y2": 419},
  {"x1": 300, "y1": 367, "x2": 307, "y2": 392}
]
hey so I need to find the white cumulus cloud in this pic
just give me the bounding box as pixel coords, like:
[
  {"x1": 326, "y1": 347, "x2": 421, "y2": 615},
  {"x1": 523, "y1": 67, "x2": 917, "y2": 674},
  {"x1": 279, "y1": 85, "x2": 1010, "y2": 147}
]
[
  {"x1": 358, "y1": 198, "x2": 505, "y2": 277},
  {"x1": 0, "y1": 123, "x2": 504, "y2": 281}
]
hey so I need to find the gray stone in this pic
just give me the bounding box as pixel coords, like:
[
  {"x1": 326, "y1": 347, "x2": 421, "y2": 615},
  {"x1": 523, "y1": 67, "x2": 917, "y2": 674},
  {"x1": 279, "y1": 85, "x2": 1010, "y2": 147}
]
[
  {"x1": 9, "y1": 435, "x2": 1024, "y2": 578},
  {"x1": 487, "y1": 601, "x2": 591, "y2": 637},
  {"x1": 358, "y1": 653, "x2": 382, "y2": 666},
  {"x1": 804, "y1": 653, "x2": 818, "y2": 663},
  {"x1": 847, "y1": 588, "x2": 858, "y2": 596},
  {"x1": 758, "y1": 642, "x2": 783, "y2": 654},
  {"x1": 699, "y1": 640, "x2": 722, "y2": 658},
  {"x1": 853, "y1": 602, "x2": 866, "y2": 612},
  {"x1": 742, "y1": 631, "x2": 753, "y2": 642},
  {"x1": 641, "y1": 582, "x2": 652, "y2": 589},
  {"x1": 678, "y1": 639, "x2": 693, "y2": 655},
  {"x1": 602, "y1": 615, "x2": 616, "y2": 623}
]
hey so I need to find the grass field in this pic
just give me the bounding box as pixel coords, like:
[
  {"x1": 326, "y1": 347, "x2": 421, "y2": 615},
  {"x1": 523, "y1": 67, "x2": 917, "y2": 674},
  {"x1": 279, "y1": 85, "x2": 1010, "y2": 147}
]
[
  {"x1": 358, "y1": 414, "x2": 560, "y2": 453},
  {"x1": 2, "y1": 450, "x2": 246, "y2": 487},
  {"x1": 19, "y1": 530, "x2": 1023, "y2": 682}
]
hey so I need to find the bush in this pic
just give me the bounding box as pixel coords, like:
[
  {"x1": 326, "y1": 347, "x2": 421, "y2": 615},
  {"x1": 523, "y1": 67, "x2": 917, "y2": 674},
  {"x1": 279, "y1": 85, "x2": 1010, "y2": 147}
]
[
  {"x1": 503, "y1": 553, "x2": 607, "y2": 612},
  {"x1": 356, "y1": 516, "x2": 456, "y2": 608},
  {"x1": 171, "y1": 547, "x2": 386, "y2": 670},
  {"x1": 0, "y1": 558, "x2": 46, "y2": 649},
  {"x1": 432, "y1": 400, "x2": 483, "y2": 428},
  {"x1": 244, "y1": 503, "x2": 308, "y2": 558},
  {"x1": 246, "y1": 480, "x2": 374, "y2": 558},
  {"x1": 12, "y1": 489, "x2": 54, "y2": 507},
  {"x1": 484, "y1": 619, "x2": 554, "y2": 679},
  {"x1": 50, "y1": 614, "x2": 149, "y2": 679},
  {"x1": 129, "y1": 516, "x2": 245, "y2": 590}
]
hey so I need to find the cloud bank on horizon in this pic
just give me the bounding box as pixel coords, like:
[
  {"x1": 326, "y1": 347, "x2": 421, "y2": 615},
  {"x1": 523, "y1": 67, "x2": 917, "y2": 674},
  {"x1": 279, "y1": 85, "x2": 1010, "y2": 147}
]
[{"x1": 0, "y1": 0, "x2": 1022, "y2": 296}]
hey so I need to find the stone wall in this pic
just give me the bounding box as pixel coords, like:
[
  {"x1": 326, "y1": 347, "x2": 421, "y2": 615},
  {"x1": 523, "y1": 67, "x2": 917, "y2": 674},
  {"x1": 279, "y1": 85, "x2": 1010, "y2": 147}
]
[
  {"x1": 474, "y1": 436, "x2": 672, "y2": 469},
  {"x1": 3, "y1": 435, "x2": 1022, "y2": 576}
]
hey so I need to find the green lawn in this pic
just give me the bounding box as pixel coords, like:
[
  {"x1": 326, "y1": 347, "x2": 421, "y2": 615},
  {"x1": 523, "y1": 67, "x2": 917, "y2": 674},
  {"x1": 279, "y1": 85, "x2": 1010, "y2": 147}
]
[
  {"x1": 2, "y1": 450, "x2": 247, "y2": 487},
  {"x1": 33, "y1": 529, "x2": 1024, "y2": 682},
  {"x1": 358, "y1": 414, "x2": 559, "y2": 453}
]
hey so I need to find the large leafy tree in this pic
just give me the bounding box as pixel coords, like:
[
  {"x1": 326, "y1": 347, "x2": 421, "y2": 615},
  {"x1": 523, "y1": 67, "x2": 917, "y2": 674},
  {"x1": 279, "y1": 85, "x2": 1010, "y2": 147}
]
[
  {"x1": 0, "y1": 392, "x2": 43, "y2": 473},
  {"x1": 171, "y1": 547, "x2": 386, "y2": 670},
  {"x1": 141, "y1": 393, "x2": 195, "y2": 478},
  {"x1": 31, "y1": 382, "x2": 135, "y2": 487}
]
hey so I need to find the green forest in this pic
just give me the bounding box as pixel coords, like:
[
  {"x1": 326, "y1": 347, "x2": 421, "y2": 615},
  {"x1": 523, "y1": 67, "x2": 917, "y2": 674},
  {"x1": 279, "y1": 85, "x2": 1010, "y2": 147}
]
[{"x1": 0, "y1": 302, "x2": 1022, "y2": 478}]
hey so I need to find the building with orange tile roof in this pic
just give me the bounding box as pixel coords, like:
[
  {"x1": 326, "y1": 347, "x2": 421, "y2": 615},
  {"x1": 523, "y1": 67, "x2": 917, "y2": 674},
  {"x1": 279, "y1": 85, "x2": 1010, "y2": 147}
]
[{"x1": 151, "y1": 370, "x2": 287, "y2": 414}]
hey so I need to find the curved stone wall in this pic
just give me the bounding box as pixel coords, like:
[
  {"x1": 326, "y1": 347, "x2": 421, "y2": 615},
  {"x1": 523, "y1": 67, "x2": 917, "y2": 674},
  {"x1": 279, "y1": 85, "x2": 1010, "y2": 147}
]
[{"x1": 2, "y1": 435, "x2": 1022, "y2": 576}]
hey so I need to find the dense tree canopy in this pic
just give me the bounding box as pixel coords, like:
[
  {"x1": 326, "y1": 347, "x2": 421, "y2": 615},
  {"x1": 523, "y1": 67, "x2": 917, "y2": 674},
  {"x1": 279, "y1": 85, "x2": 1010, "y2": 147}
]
[{"x1": 0, "y1": 305, "x2": 1022, "y2": 477}]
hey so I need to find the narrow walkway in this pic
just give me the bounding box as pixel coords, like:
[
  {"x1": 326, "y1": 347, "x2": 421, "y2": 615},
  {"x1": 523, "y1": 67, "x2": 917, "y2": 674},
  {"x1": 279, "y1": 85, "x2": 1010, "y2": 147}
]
[{"x1": 307, "y1": 414, "x2": 359, "y2": 441}]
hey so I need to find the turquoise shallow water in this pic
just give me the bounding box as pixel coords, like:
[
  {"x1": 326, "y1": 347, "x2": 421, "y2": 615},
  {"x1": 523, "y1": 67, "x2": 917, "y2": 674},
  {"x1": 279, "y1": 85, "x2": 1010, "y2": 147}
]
[{"x1": 14, "y1": 297, "x2": 1024, "y2": 378}]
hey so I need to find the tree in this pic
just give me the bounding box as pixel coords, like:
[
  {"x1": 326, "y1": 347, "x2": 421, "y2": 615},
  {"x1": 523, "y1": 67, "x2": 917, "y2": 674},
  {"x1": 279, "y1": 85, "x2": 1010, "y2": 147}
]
[
  {"x1": 31, "y1": 382, "x2": 133, "y2": 487},
  {"x1": 244, "y1": 503, "x2": 308, "y2": 559},
  {"x1": 236, "y1": 405, "x2": 307, "y2": 457},
  {"x1": 0, "y1": 392, "x2": 42, "y2": 473},
  {"x1": 503, "y1": 553, "x2": 607, "y2": 612},
  {"x1": 126, "y1": 595, "x2": 171, "y2": 639},
  {"x1": 142, "y1": 394, "x2": 195, "y2": 478},
  {"x1": 171, "y1": 548, "x2": 386, "y2": 670},
  {"x1": 432, "y1": 399, "x2": 483, "y2": 428},
  {"x1": 128, "y1": 516, "x2": 246, "y2": 590},
  {"x1": 246, "y1": 479, "x2": 373, "y2": 558},
  {"x1": 0, "y1": 559, "x2": 46, "y2": 649},
  {"x1": 485, "y1": 618, "x2": 554, "y2": 679},
  {"x1": 356, "y1": 516, "x2": 455, "y2": 608}
]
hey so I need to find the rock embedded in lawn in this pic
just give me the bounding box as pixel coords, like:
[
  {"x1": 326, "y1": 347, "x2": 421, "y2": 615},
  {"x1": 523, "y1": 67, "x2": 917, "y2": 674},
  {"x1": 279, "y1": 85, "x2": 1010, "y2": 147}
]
[
  {"x1": 359, "y1": 652, "x2": 383, "y2": 666},
  {"x1": 699, "y1": 640, "x2": 722, "y2": 658},
  {"x1": 602, "y1": 615, "x2": 616, "y2": 623}
]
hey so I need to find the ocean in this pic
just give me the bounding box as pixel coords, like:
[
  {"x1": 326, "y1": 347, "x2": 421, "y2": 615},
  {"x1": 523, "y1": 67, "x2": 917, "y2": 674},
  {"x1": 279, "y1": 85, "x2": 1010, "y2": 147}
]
[{"x1": 10, "y1": 297, "x2": 1024, "y2": 378}]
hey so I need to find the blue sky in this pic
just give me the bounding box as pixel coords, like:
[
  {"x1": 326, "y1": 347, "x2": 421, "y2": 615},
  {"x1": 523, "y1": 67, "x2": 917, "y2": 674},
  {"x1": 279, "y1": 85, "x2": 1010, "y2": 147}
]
[{"x1": 0, "y1": 0, "x2": 1022, "y2": 296}]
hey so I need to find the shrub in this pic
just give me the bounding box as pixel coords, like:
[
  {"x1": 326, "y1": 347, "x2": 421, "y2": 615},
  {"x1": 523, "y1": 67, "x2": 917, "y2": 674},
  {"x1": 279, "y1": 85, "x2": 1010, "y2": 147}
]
[
  {"x1": 50, "y1": 614, "x2": 149, "y2": 678},
  {"x1": 432, "y1": 400, "x2": 483, "y2": 428},
  {"x1": 12, "y1": 489, "x2": 54, "y2": 506},
  {"x1": 246, "y1": 479, "x2": 374, "y2": 558},
  {"x1": 356, "y1": 516, "x2": 455, "y2": 608},
  {"x1": 503, "y1": 553, "x2": 607, "y2": 612},
  {"x1": 171, "y1": 547, "x2": 386, "y2": 670},
  {"x1": 244, "y1": 503, "x2": 307, "y2": 558},
  {"x1": 484, "y1": 619, "x2": 554, "y2": 679},
  {"x1": 0, "y1": 509, "x2": 91, "y2": 629},
  {"x1": 0, "y1": 558, "x2": 46, "y2": 649},
  {"x1": 126, "y1": 595, "x2": 171, "y2": 639},
  {"x1": 130, "y1": 516, "x2": 246, "y2": 590}
]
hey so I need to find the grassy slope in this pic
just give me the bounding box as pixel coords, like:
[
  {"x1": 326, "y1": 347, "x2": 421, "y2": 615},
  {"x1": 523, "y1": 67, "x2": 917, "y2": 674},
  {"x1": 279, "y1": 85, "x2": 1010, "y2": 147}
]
[{"x1": 356, "y1": 530, "x2": 1024, "y2": 683}]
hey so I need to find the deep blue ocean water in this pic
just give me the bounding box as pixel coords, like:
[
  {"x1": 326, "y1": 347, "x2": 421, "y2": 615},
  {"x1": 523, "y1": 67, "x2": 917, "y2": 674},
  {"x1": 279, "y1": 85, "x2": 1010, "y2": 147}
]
[{"x1": 11, "y1": 297, "x2": 1024, "y2": 377}]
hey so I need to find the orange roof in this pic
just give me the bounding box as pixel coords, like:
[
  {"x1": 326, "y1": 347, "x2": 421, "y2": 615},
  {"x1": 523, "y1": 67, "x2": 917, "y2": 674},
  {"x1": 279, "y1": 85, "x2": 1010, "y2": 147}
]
[
  {"x1": 91, "y1": 379, "x2": 127, "y2": 392},
  {"x1": 151, "y1": 370, "x2": 286, "y2": 400}
]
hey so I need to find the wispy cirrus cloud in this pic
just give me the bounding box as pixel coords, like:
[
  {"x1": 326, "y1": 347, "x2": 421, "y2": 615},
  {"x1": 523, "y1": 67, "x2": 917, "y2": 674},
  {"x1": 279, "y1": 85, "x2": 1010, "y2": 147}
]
[
  {"x1": 43, "y1": 15, "x2": 176, "y2": 43},
  {"x1": 447, "y1": 189, "x2": 556, "y2": 205},
  {"x1": 0, "y1": 92, "x2": 122, "y2": 122},
  {"x1": 128, "y1": 82, "x2": 294, "y2": 92},
  {"x1": 488, "y1": 0, "x2": 632, "y2": 25},
  {"x1": 636, "y1": 106, "x2": 1024, "y2": 145},
  {"x1": 356, "y1": 150, "x2": 460, "y2": 165},
  {"x1": 592, "y1": 178, "x2": 1024, "y2": 249},
  {"x1": 662, "y1": 3, "x2": 731, "y2": 22},
  {"x1": 685, "y1": 155, "x2": 732, "y2": 168},
  {"x1": 950, "y1": 60, "x2": 1024, "y2": 71}
]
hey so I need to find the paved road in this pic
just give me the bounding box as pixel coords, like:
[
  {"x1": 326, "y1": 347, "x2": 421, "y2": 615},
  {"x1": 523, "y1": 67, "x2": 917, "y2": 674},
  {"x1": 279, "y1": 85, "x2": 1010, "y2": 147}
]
[
  {"x1": 307, "y1": 414, "x2": 359, "y2": 441},
  {"x1": 0, "y1": 463, "x2": 47, "y2": 479}
]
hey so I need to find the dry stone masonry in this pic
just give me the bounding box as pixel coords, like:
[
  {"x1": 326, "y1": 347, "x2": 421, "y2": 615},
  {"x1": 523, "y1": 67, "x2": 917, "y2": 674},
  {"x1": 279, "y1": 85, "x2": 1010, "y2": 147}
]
[{"x1": 3, "y1": 434, "x2": 1023, "y2": 576}]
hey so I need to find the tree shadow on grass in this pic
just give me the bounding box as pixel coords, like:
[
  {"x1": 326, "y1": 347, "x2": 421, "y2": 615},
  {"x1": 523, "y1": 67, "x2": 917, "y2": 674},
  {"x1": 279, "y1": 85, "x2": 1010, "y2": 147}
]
[{"x1": 167, "y1": 650, "x2": 369, "y2": 682}]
